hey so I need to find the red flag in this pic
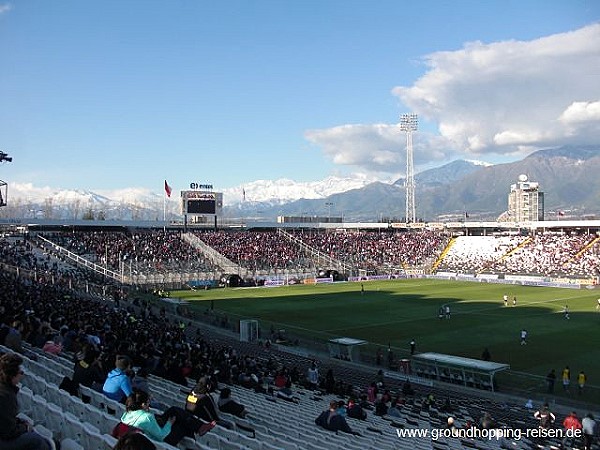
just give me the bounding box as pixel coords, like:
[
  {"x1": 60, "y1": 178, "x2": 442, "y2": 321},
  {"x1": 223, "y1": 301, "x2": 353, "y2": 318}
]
[{"x1": 164, "y1": 180, "x2": 172, "y2": 198}]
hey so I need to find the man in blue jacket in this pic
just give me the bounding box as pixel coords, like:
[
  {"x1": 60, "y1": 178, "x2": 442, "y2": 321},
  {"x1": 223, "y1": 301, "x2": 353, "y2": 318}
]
[{"x1": 102, "y1": 355, "x2": 133, "y2": 402}]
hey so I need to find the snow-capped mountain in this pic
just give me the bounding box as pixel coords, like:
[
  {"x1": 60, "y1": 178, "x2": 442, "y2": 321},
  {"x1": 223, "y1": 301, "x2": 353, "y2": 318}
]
[
  {"x1": 0, "y1": 175, "x2": 379, "y2": 220},
  {"x1": 465, "y1": 159, "x2": 493, "y2": 167},
  {"x1": 222, "y1": 175, "x2": 379, "y2": 206},
  {"x1": 2, "y1": 147, "x2": 598, "y2": 222},
  {"x1": 3, "y1": 183, "x2": 168, "y2": 221}
]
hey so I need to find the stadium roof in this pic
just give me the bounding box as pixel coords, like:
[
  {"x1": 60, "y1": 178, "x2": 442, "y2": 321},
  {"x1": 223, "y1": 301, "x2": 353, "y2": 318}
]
[
  {"x1": 3, "y1": 217, "x2": 600, "y2": 232},
  {"x1": 411, "y1": 352, "x2": 510, "y2": 392},
  {"x1": 329, "y1": 337, "x2": 368, "y2": 346},
  {"x1": 413, "y1": 352, "x2": 509, "y2": 373}
]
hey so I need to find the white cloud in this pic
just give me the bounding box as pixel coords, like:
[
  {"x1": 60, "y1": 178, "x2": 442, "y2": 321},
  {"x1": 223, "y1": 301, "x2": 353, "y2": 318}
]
[
  {"x1": 6, "y1": 183, "x2": 163, "y2": 206},
  {"x1": 8, "y1": 183, "x2": 55, "y2": 202},
  {"x1": 305, "y1": 124, "x2": 399, "y2": 167},
  {"x1": 305, "y1": 123, "x2": 456, "y2": 174},
  {"x1": 493, "y1": 129, "x2": 545, "y2": 146},
  {"x1": 393, "y1": 23, "x2": 600, "y2": 155},
  {"x1": 0, "y1": 3, "x2": 12, "y2": 14},
  {"x1": 305, "y1": 24, "x2": 600, "y2": 176},
  {"x1": 559, "y1": 101, "x2": 600, "y2": 124}
]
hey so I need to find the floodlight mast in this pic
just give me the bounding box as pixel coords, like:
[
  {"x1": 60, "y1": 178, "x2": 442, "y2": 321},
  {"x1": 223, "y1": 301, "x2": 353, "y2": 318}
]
[
  {"x1": 0, "y1": 150, "x2": 11, "y2": 208},
  {"x1": 400, "y1": 113, "x2": 418, "y2": 223},
  {"x1": 0, "y1": 151, "x2": 13, "y2": 163}
]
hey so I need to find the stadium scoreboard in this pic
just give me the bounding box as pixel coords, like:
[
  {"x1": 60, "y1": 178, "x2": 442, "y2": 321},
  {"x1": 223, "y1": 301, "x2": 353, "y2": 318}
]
[{"x1": 181, "y1": 190, "x2": 223, "y2": 216}]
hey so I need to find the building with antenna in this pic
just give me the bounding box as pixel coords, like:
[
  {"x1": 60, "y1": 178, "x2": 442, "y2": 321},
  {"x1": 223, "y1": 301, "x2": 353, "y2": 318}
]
[{"x1": 507, "y1": 174, "x2": 545, "y2": 222}]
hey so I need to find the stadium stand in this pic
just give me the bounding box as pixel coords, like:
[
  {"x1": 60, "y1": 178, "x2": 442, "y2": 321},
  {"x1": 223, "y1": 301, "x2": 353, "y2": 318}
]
[
  {"x1": 290, "y1": 229, "x2": 447, "y2": 273},
  {"x1": 1, "y1": 228, "x2": 600, "y2": 449},
  {"x1": 30, "y1": 228, "x2": 600, "y2": 280},
  {"x1": 436, "y1": 233, "x2": 600, "y2": 278},
  {"x1": 193, "y1": 230, "x2": 315, "y2": 272}
]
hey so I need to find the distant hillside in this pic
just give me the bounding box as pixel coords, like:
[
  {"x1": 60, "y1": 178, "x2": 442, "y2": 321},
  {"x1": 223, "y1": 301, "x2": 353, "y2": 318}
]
[
  {"x1": 434, "y1": 145, "x2": 600, "y2": 219},
  {"x1": 394, "y1": 159, "x2": 489, "y2": 188},
  {"x1": 237, "y1": 146, "x2": 600, "y2": 221},
  {"x1": 3, "y1": 146, "x2": 598, "y2": 222}
]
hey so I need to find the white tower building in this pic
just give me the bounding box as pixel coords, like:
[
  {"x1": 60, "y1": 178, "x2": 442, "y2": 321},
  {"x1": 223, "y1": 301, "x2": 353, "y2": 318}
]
[{"x1": 508, "y1": 174, "x2": 545, "y2": 222}]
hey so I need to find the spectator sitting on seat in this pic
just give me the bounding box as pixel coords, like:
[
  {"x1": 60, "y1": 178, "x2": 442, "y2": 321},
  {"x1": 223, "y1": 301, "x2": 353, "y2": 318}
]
[
  {"x1": 186, "y1": 377, "x2": 234, "y2": 429},
  {"x1": 479, "y1": 411, "x2": 496, "y2": 429},
  {"x1": 289, "y1": 366, "x2": 300, "y2": 384},
  {"x1": 42, "y1": 333, "x2": 63, "y2": 355},
  {"x1": 374, "y1": 394, "x2": 389, "y2": 416},
  {"x1": 273, "y1": 370, "x2": 288, "y2": 389},
  {"x1": 423, "y1": 392, "x2": 435, "y2": 408},
  {"x1": 386, "y1": 395, "x2": 404, "y2": 418},
  {"x1": 4, "y1": 321, "x2": 25, "y2": 355},
  {"x1": 275, "y1": 379, "x2": 298, "y2": 403},
  {"x1": 72, "y1": 348, "x2": 104, "y2": 393},
  {"x1": 120, "y1": 389, "x2": 214, "y2": 446},
  {"x1": 447, "y1": 417, "x2": 458, "y2": 430},
  {"x1": 0, "y1": 352, "x2": 51, "y2": 450},
  {"x1": 119, "y1": 390, "x2": 173, "y2": 443},
  {"x1": 367, "y1": 382, "x2": 378, "y2": 403},
  {"x1": 336, "y1": 400, "x2": 349, "y2": 418},
  {"x1": 347, "y1": 397, "x2": 367, "y2": 420},
  {"x1": 113, "y1": 432, "x2": 157, "y2": 450},
  {"x1": 239, "y1": 370, "x2": 265, "y2": 392},
  {"x1": 217, "y1": 388, "x2": 248, "y2": 418},
  {"x1": 238, "y1": 370, "x2": 254, "y2": 388},
  {"x1": 357, "y1": 393, "x2": 371, "y2": 410},
  {"x1": 103, "y1": 355, "x2": 134, "y2": 402},
  {"x1": 315, "y1": 400, "x2": 360, "y2": 435}
]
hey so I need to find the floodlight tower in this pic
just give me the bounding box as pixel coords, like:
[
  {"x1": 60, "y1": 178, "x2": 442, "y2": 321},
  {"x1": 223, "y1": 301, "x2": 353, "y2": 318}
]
[
  {"x1": 0, "y1": 150, "x2": 12, "y2": 208},
  {"x1": 400, "y1": 113, "x2": 418, "y2": 223}
]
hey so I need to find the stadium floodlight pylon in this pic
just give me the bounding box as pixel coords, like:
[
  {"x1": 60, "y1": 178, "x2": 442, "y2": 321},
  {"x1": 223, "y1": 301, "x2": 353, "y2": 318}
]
[{"x1": 400, "y1": 113, "x2": 418, "y2": 223}]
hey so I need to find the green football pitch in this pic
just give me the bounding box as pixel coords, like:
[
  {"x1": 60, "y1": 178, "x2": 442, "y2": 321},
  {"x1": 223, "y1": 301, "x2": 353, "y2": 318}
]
[{"x1": 170, "y1": 279, "x2": 600, "y2": 403}]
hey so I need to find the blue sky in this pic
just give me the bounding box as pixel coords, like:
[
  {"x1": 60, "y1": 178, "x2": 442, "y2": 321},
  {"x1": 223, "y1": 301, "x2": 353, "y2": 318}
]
[{"x1": 0, "y1": 0, "x2": 599, "y2": 197}]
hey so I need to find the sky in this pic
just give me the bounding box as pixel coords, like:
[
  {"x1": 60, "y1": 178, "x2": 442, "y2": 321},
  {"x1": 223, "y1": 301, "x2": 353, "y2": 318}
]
[{"x1": 0, "y1": 0, "x2": 599, "y2": 200}]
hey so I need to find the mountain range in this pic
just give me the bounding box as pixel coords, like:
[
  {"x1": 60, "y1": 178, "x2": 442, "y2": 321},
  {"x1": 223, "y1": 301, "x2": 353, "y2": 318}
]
[
  {"x1": 225, "y1": 145, "x2": 600, "y2": 221},
  {"x1": 1, "y1": 145, "x2": 598, "y2": 222}
]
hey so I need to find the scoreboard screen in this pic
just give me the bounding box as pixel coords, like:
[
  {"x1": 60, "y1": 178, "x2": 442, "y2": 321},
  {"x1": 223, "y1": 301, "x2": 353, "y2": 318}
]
[
  {"x1": 181, "y1": 190, "x2": 223, "y2": 216},
  {"x1": 187, "y1": 199, "x2": 216, "y2": 214}
]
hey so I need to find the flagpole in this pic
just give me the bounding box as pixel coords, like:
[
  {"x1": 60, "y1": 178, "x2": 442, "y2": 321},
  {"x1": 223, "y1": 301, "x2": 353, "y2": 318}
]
[
  {"x1": 163, "y1": 180, "x2": 167, "y2": 223},
  {"x1": 242, "y1": 187, "x2": 246, "y2": 227},
  {"x1": 163, "y1": 180, "x2": 172, "y2": 225}
]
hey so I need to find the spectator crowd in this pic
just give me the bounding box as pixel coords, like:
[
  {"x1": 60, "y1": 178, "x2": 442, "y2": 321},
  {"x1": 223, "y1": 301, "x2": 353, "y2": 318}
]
[{"x1": 0, "y1": 228, "x2": 599, "y2": 450}]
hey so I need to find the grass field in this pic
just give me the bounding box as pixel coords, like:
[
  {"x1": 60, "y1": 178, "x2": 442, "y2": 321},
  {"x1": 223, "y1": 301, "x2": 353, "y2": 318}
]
[{"x1": 171, "y1": 279, "x2": 600, "y2": 403}]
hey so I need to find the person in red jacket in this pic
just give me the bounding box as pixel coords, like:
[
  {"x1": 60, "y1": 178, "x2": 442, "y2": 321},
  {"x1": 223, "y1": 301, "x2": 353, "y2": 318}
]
[{"x1": 562, "y1": 411, "x2": 582, "y2": 449}]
